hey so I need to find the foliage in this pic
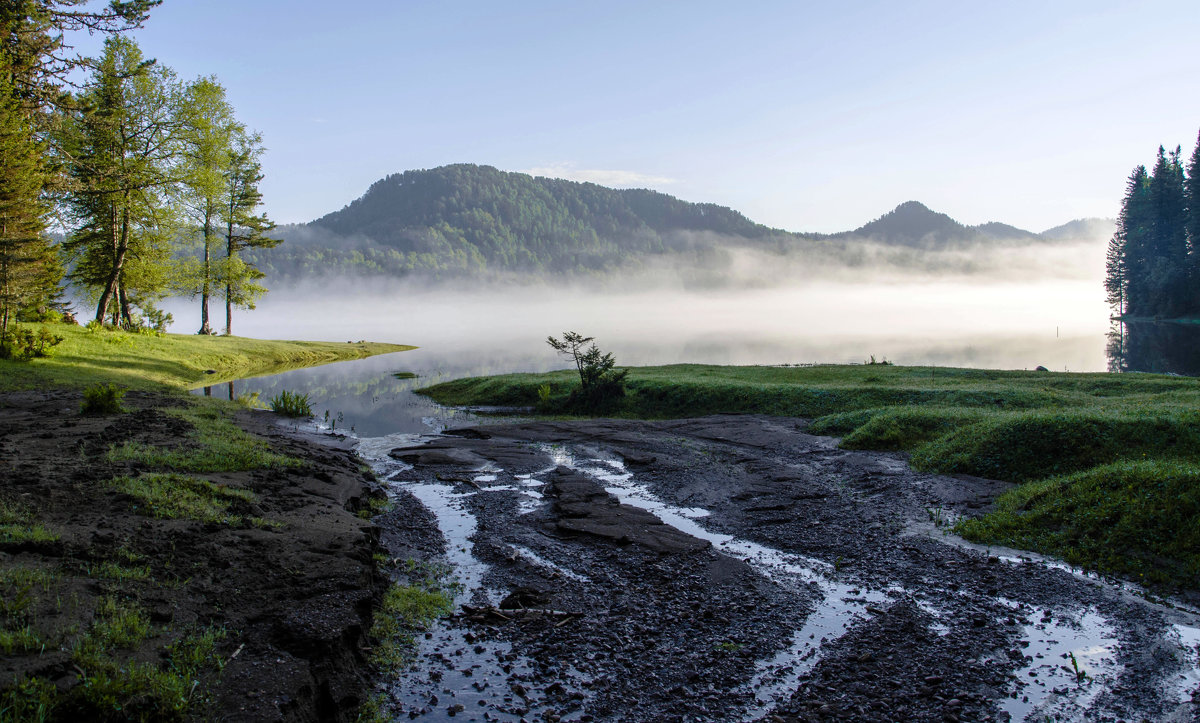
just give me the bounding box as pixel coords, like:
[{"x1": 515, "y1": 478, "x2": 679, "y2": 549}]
[
  {"x1": 0, "y1": 323, "x2": 62, "y2": 360},
  {"x1": 80, "y1": 382, "x2": 125, "y2": 414},
  {"x1": 269, "y1": 389, "x2": 312, "y2": 417},
  {"x1": 1105, "y1": 132, "x2": 1200, "y2": 319},
  {"x1": 545, "y1": 331, "x2": 628, "y2": 412},
  {"x1": 0, "y1": 49, "x2": 52, "y2": 339},
  {"x1": 59, "y1": 37, "x2": 185, "y2": 328}
]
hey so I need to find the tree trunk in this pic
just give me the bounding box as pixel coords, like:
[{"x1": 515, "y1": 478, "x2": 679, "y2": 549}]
[
  {"x1": 224, "y1": 217, "x2": 234, "y2": 335},
  {"x1": 95, "y1": 205, "x2": 122, "y2": 324},
  {"x1": 198, "y1": 206, "x2": 212, "y2": 334}
]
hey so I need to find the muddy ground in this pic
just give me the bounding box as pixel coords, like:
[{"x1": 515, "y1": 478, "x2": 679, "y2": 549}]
[
  {"x1": 0, "y1": 390, "x2": 385, "y2": 721},
  {"x1": 365, "y1": 415, "x2": 1200, "y2": 723}
]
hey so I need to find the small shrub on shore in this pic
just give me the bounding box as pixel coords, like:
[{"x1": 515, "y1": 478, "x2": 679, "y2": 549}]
[
  {"x1": 0, "y1": 325, "x2": 64, "y2": 361},
  {"x1": 269, "y1": 389, "x2": 312, "y2": 417},
  {"x1": 81, "y1": 383, "x2": 126, "y2": 415}
]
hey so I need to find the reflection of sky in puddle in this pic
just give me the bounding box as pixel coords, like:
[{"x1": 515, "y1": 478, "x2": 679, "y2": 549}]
[
  {"x1": 1001, "y1": 606, "x2": 1119, "y2": 722},
  {"x1": 545, "y1": 445, "x2": 895, "y2": 720}
]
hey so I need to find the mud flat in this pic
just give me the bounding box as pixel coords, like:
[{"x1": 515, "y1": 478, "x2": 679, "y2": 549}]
[
  {"x1": 0, "y1": 389, "x2": 385, "y2": 722},
  {"x1": 364, "y1": 415, "x2": 1200, "y2": 722}
]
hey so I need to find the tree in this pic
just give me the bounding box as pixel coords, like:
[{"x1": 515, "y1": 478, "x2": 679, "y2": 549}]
[
  {"x1": 546, "y1": 331, "x2": 628, "y2": 411},
  {"x1": 1, "y1": 0, "x2": 160, "y2": 111},
  {"x1": 176, "y1": 76, "x2": 237, "y2": 334},
  {"x1": 1112, "y1": 165, "x2": 1152, "y2": 316},
  {"x1": 219, "y1": 131, "x2": 278, "y2": 335},
  {"x1": 1104, "y1": 232, "x2": 1126, "y2": 316},
  {"x1": 60, "y1": 36, "x2": 183, "y2": 327},
  {"x1": 1186, "y1": 130, "x2": 1200, "y2": 309},
  {"x1": 0, "y1": 49, "x2": 50, "y2": 336}
]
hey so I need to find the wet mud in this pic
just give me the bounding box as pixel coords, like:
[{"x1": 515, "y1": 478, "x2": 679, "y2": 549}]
[{"x1": 360, "y1": 415, "x2": 1200, "y2": 723}]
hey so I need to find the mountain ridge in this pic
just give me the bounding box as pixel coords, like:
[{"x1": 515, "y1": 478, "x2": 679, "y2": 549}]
[{"x1": 253, "y1": 164, "x2": 1113, "y2": 281}]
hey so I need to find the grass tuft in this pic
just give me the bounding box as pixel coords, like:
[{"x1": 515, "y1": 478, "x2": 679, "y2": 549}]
[{"x1": 110, "y1": 473, "x2": 255, "y2": 525}]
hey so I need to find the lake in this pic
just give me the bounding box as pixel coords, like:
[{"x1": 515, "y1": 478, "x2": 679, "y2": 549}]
[{"x1": 180, "y1": 277, "x2": 1200, "y2": 435}]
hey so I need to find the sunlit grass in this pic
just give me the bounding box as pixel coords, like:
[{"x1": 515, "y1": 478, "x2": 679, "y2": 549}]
[
  {"x1": 0, "y1": 322, "x2": 413, "y2": 392},
  {"x1": 107, "y1": 399, "x2": 301, "y2": 472},
  {"x1": 109, "y1": 473, "x2": 255, "y2": 525}
]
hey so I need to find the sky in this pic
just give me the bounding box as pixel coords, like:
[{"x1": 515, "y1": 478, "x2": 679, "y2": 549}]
[{"x1": 68, "y1": 0, "x2": 1200, "y2": 233}]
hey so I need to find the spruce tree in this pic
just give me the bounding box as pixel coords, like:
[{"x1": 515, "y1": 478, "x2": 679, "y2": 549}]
[
  {"x1": 1186, "y1": 129, "x2": 1200, "y2": 311},
  {"x1": 1113, "y1": 166, "x2": 1152, "y2": 316},
  {"x1": 0, "y1": 50, "x2": 49, "y2": 336}
]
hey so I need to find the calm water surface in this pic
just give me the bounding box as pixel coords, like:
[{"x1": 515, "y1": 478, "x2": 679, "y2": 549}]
[{"x1": 184, "y1": 282, "x2": 1200, "y2": 435}]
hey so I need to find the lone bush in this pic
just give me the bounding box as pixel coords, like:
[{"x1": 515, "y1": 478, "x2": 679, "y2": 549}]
[
  {"x1": 0, "y1": 325, "x2": 64, "y2": 361},
  {"x1": 269, "y1": 390, "x2": 312, "y2": 417},
  {"x1": 546, "y1": 331, "x2": 628, "y2": 413},
  {"x1": 81, "y1": 383, "x2": 126, "y2": 415}
]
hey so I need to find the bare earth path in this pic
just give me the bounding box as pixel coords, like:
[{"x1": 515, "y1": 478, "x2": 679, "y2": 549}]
[{"x1": 363, "y1": 415, "x2": 1200, "y2": 723}]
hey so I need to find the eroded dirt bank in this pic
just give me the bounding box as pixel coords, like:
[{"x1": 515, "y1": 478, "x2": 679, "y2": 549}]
[
  {"x1": 367, "y1": 415, "x2": 1200, "y2": 723},
  {"x1": 0, "y1": 390, "x2": 385, "y2": 721}
]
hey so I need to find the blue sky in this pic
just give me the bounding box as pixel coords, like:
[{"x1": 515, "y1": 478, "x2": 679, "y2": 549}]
[{"x1": 71, "y1": 0, "x2": 1200, "y2": 232}]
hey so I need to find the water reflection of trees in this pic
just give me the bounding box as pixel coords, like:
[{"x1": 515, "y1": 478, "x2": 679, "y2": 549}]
[{"x1": 1107, "y1": 321, "x2": 1200, "y2": 376}]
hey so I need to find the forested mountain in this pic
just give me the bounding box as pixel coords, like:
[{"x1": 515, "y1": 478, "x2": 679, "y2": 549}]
[
  {"x1": 249, "y1": 164, "x2": 1110, "y2": 284},
  {"x1": 830, "y1": 201, "x2": 1042, "y2": 247}
]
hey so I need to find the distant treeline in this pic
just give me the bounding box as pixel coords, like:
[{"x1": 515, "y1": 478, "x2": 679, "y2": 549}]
[
  {"x1": 249, "y1": 164, "x2": 1100, "y2": 284},
  {"x1": 249, "y1": 164, "x2": 773, "y2": 280},
  {"x1": 1106, "y1": 131, "x2": 1200, "y2": 319}
]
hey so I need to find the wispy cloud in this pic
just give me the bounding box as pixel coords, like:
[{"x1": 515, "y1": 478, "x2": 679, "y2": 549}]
[{"x1": 522, "y1": 163, "x2": 676, "y2": 188}]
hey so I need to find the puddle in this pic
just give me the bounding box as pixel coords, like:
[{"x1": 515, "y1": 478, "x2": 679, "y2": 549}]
[
  {"x1": 545, "y1": 446, "x2": 894, "y2": 720},
  {"x1": 1170, "y1": 624, "x2": 1200, "y2": 706},
  {"x1": 509, "y1": 545, "x2": 592, "y2": 584},
  {"x1": 383, "y1": 626, "x2": 591, "y2": 721},
  {"x1": 1000, "y1": 605, "x2": 1119, "y2": 722},
  {"x1": 357, "y1": 435, "x2": 592, "y2": 721}
]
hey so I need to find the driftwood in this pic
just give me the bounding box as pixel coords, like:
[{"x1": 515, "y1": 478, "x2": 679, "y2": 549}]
[{"x1": 459, "y1": 604, "x2": 581, "y2": 623}]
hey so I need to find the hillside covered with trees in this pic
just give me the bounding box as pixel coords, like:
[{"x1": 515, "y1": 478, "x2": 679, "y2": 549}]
[
  {"x1": 252, "y1": 165, "x2": 1106, "y2": 283},
  {"x1": 1105, "y1": 132, "x2": 1200, "y2": 319}
]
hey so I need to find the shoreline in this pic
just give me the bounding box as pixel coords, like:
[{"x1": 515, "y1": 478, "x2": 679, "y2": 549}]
[{"x1": 0, "y1": 330, "x2": 414, "y2": 721}]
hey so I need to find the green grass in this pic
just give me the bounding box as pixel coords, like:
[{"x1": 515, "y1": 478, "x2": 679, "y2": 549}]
[
  {"x1": 109, "y1": 473, "x2": 256, "y2": 525},
  {"x1": 421, "y1": 363, "x2": 1200, "y2": 590},
  {"x1": 957, "y1": 460, "x2": 1200, "y2": 586},
  {"x1": 107, "y1": 399, "x2": 301, "y2": 472},
  {"x1": 0, "y1": 322, "x2": 413, "y2": 392},
  {"x1": 369, "y1": 562, "x2": 456, "y2": 673},
  {"x1": 0, "y1": 499, "x2": 60, "y2": 547}
]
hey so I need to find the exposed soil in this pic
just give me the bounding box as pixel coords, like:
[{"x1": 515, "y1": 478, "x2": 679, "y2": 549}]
[
  {"x1": 0, "y1": 389, "x2": 386, "y2": 721},
  {"x1": 367, "y1": 415, "x2": 1200, "y2": 723}
]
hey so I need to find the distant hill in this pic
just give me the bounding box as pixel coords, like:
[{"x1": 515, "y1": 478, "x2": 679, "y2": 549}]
[
  {"x1": 250, "y1": 165, "x2": 1113, "y2": 283},
  {"x1": 834, "y1": 200, "x2": 1044, "y2": 248},
  {"x1": 1040, "y1": 217, "x2": 1116, "y2": 242}
]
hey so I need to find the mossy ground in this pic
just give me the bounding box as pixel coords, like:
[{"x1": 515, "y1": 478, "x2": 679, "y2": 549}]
[{"x1": 421, "y1": 363, "x2": 1200, "y2": 591}]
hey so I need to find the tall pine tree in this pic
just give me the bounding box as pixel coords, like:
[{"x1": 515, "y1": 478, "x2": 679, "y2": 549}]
[{"x1": 0, "y1": 50, "x2": 49, "y2": 336}]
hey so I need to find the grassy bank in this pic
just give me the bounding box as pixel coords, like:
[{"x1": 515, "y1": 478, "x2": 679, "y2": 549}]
[
  {"x1": 421, "y1": 363, "x2": 1200, "y2": 590},
  {"x1": 0, "y1": 322, "x2": 414, "y2": 392}
]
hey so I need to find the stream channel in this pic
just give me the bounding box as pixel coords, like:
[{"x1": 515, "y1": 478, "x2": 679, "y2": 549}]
[{"x1": 205, "y1": 352, "x2": 1200, "y2": 722}]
